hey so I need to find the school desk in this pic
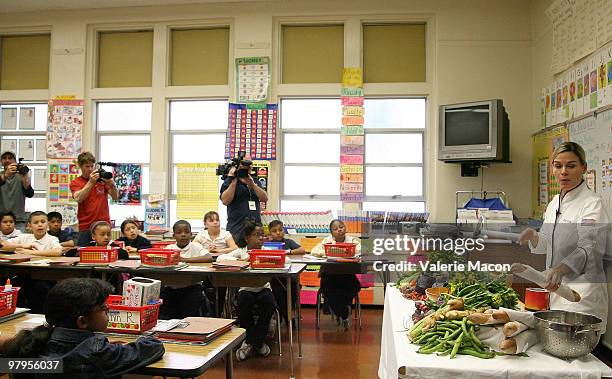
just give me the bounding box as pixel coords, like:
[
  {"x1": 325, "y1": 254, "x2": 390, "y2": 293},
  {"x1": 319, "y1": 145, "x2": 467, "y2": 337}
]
[{"x1": 0, "y1": 313, "x2": 246, "y2": 379}]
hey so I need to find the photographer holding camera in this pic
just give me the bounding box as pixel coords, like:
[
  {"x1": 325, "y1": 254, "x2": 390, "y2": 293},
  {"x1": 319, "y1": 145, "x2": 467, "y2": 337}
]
[
  {"x1": 0, "y1": 151, "x2": 34, "y2": 231},
  {"x1": 220, "y1": 154, "x2": 268, "y2": 238},
  {"x1": 69, "y1": 152, "x2": 118, "y2": 247}
]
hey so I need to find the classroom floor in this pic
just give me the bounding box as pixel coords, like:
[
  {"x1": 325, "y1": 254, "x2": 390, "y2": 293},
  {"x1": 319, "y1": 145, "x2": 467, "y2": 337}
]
[{"x1": 198, "y1": 306, "x2": 383, "y2": 379}]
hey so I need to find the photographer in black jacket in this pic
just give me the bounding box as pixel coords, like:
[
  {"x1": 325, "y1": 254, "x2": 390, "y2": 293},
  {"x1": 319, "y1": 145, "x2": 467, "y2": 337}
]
[
  {"x1": 0, "y1": 151, "x2": 34, "y2": 232},
  {"x1": 220, "y1": 157, "x2": 268, "y2": 239}
]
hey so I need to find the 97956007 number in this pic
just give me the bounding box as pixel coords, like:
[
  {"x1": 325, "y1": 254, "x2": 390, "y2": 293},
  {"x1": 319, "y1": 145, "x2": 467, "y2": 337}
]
[{"x1": 0, "y1": 358, "x2": 63, "y2": 373}]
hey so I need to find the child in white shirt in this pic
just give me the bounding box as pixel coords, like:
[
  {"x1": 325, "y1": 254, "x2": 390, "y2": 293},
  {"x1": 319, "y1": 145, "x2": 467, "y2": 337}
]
[
  {"x1": 193, "y1": 211, "x2": 238, "y2": 255},
  {"x1": 0, "y1": 211, "x2": 21, "y2": 241},
  {"x1": 1, "y1": 211, "x2": 61, "y2": 256},
  {"x1": 217, "y1": 220, "x2": 275, "y2": 361},
  {"x1": 159, "y1": 220, "x2": 212, "y2": 320}
]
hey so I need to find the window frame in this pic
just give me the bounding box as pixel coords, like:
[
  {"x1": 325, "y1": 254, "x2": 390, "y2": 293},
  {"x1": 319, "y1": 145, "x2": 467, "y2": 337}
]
[
  {"x1": 167, "y1": 98, "x2": 230, "y2": 227},
  {"x1": 279, "y1": 96, "x2": 427, "y2": 210},
  {"x1": 94, "y1": 100, "x2": 153, "y2": 223},
  {"x1": 0, "y1": 102, "x2": 49, "y2": 204}
]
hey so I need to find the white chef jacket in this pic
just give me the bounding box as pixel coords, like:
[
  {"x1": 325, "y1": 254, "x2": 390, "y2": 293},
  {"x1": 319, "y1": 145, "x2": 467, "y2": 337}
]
[{"x1": 530, "y1": 181, "x2": 609, "y2": 332}]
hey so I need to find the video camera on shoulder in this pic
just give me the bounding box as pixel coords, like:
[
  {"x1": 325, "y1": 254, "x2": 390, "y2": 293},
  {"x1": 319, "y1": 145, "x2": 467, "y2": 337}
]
[
  {"x1": 216, "y1": 150, "x2": 257, "y2": 180},
  {"x1": 16, "y1": 158, "x2": 29, "y2": 175},
  {"x1": 96, "y1": 162, "x2": 117, "y2": 183}
]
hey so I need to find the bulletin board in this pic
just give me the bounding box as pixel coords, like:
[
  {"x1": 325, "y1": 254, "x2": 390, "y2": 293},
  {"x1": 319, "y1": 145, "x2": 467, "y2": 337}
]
[{"x1": 532, "y1": 108, "x2": 612, "y2": 219}]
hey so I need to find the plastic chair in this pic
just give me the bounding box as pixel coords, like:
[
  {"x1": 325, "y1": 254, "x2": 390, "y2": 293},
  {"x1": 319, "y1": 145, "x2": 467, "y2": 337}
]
[
  {"x1": 315, "y1": 288, "x2": 362, "y2": 329},
  {"x1": 226, "y1": 288, "x2": 283, "y2": 356}
]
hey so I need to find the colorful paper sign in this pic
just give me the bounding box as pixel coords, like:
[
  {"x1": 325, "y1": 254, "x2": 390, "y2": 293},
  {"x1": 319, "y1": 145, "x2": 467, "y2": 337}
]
[
  {"x1": 340, "y1": 145, "x2": 365, "y2": 155},
  {"x1": 236, "y1": 57, "x2": 270, "y2": 104},
  {"x1": 340, "y1": 193, "x2": 363, "y2": 202},
  {"x1": 340, "y1": 164, "x2": 364, "y2": 174},
  {"x1": 144, "y1": 202, "x2": 166, "y2": 232},
  {"x1": 177, "y1": 163, "x2": 220, "y2": 219},
  {"x1": 342, "y1": 68, "x2": 363, "y2": 88},
  {"x1": 340, "y1": 173, "x2": 363, "y2": 183},
  {"x1": 341, "y1": 96, "x2": 364, "y2": 106},
  {"x1": 340, "y1": 183, "x2": 363, "y2": 192},
  {"x1": 341, "y1": 136, "x2": 364, "y2": 146},
  {"x1": 341, "y1": 87, "x2": 364, "y2": 97},
  {"x1": 46, "y1": 99, "x2": 83, "y2": 159},
  {"x1": 341, "y1": 116, "x2": 364, "y2": 126},
  {"x1": 342, "y1": 106, "x2": 364, "y2": 117},
  {"x1": 340, "y1": 125, "x2": 364, "y2": 135},
  {"x1": 340, "y1": 155, "x2": 364, "y2": 165}
]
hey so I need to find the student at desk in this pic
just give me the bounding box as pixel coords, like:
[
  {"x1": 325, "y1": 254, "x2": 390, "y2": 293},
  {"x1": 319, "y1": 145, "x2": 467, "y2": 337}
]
[
  {"x1": 1, "y1": 278, "x2": 164, "y2": 378},
  {"x1": 1, "y1": 211, "x2": 62, "y2": 257},
  {"x1": 116, "y1": 218, "x2": 152, "y2": 253},
  {"x1": 0, "y1": 211, "x2": 21, "y2": 240},
  {"x1": 311, "y1": 219, "x2": 361, "y2": 330},
  {"x1": 193, "y1": 211, "x2": 238, "y2": 255},
  {"x1": 160, "y1": 220, "x2": 213, "y2": 320}
]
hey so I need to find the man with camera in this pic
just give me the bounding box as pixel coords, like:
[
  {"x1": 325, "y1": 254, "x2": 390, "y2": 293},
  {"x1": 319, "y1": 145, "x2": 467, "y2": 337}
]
[
  {"x1": 69, "y1": 151, "x2": 118, "y2": 246},
  {"x1": 0, "y1": 151, "x2": 34, "y2": 232},
  {"x1": 220, "y1": 154, "x2": 268, "y2": 239}
]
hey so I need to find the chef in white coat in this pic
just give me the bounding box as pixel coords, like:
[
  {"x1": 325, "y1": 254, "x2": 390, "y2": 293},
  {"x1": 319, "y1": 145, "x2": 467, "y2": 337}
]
[{"x1": 520, "y1": 142, "x2": 609, "y2": 332}]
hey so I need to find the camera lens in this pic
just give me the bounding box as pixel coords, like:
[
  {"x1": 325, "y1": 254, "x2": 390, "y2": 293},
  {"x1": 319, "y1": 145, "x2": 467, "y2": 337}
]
[{"x1": 100, "y1": 171, "x2": 113, "y2": 180}]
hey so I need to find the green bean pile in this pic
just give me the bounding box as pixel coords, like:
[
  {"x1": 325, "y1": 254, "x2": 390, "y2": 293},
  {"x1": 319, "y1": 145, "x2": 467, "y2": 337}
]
[{"x1": 409, "y1": 316, "x2": 495, "y2": 359}]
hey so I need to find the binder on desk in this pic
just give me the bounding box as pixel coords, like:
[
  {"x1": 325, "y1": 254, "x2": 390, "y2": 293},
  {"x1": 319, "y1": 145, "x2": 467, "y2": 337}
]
[
  {"x1": 155, "y1": 317, "x2": 235, "y2": 342},
  {"x1": 212, "y1": 260, "x2": 250, "y2": 271}
]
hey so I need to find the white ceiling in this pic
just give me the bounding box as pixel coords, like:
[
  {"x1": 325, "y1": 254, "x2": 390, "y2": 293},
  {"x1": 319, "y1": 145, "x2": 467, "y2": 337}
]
[{"x1": 0, "y1": 0, "x2": 275, "y2": 13}]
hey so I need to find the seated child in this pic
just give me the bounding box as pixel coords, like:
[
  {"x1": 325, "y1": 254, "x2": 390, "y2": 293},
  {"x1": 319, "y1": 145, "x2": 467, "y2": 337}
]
[
  {"x1": 117, "y1": 219, "x2": 152, "y2": 253},
  {"x1": 1, "y1": 211, "x2": 62, "y2": 256},
  {"x1": 268, "y1": 220, "x2": 303, "y2": 324},
  {"x1": 1, "y1": 278, "x2": 165, "y2": 377},
  {"x1": 47, "y1": 211, "x2": 75, "y2": 255},
  {"x1": 218, "y1": 220, "x2": 276, "y2": 361},
  {"x1": 84, "y1": 221, "x2": 129, "y2": 260},
  {"x1": 0, "y1": 211, "x2": 21, "y2": 241},
  {"x1": 159, "y1": 220, "x2": 212, "y2": 319},
  {"x1": 193, "y1": 211, "x2": 238, "y2": 255},
  {"x1": 311, "y1": 219, "x2": 362, "y2": 330}
]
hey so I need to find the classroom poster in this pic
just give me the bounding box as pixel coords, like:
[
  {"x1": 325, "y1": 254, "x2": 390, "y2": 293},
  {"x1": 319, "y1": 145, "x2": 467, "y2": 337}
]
[
  {"x1": 47, "y1": 204, "x2": 78, "y2": 226},
  {"x1": 236, "y1": 57, "x2": 270, "y2": 104},
  {"x1": 19, "y1": 107, "x2": 35, "y2": 130},
  {"x1": 1, "y1": 108, "x2": 17, "y2": 130},
  {"x1": 18, "y1": 139, "x2": 34, "y2": 161},
  {"x1": 46, "y1": 99, "x2": 83, "y2": 159},
  {"x1": 176, "y1": 163, "x2": 219, "y2": 219},
  {"x1": 144, "y1": 202, "x2": 167, "y2": 232},
  {"x1": 252, "y1": 160, "x2": 269, "y2": 210},
  {"x1": 113, "y1": 164, "x2": 142, "y2": 205},
  {"x1": 225, "y1": 103, "x2": 277, "y2": 160},
  {"x1": 48, "y1": 159, "x2": 79, "y2": 204},
  {"x1": 340, "y1": 67, "x2": 365, "y2": 203}
]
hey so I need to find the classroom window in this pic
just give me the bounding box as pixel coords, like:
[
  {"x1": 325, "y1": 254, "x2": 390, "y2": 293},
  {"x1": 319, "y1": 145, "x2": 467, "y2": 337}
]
[
  {"x1": 281, "y1": 25, "x2": 344, "y2": 84},
  {"x1": 363, "y1": 24, "x2": 426, "y2": 83},
  {"x1": 97, "y1": 30, "x2": 153, "y2": 88},
  {"x1": 363, "y1": 98, "x2": 426, "y2": 210},
  {"x1": 0, "y1": 34, "x2": 50, "y2": 90},
  {"x1": 0, "y1": 103, "x2": 49, "y2": 212},
  {"x1": 96, "y1": 101, "x2": 152, "y2": 224},
  {"x1": 280, "y1": 98, "x2": 341, "y2": 211},
  {"x1": 169, "y1": 99, "x2": 229, "y2": 229},
  {"x1": 170, "y1": 28, "x2": 230, "y2": 86}
]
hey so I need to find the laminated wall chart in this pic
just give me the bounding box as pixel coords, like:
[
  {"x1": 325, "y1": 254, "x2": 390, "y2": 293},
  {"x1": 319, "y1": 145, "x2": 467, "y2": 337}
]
[
  {"x1": 236, "y1": 57, "x2": 270, "y2": 104},
  {"x1": 45, "y1": 98, "x2": 83, "y2": 226},
  {"x1": 176, "y1": 163, "x2": 220, "y2": 219},
  {"x1": 340, "y1": 68, "x2": 365, "y2": 202},
  {"x1": 225, "y1": 103, "x2": 277, "y2": 160}
]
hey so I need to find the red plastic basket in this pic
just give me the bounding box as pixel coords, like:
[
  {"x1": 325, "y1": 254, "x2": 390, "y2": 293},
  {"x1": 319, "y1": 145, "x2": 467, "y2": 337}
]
[
  {"x1": 151, "y1": 241, "x2": 176, "y2": 249},
  {"x1": 0, "y1": 287, "x2": 20, "y2": 317},
  {"x1": 106, "y1": 295, "x2": 161, "y2": 334},
  {"x1": 139, "y1": 248, "x2": 181, "y2": 267},
  {"x1": 249, "y1": 249, "x2": 286, "y2": 268},
  {"x1": 78, "y1": 247, "x2": 119, "y2": 264},
  {"x1": 324, "y1": 242, "x2": 357, "y2": 258}
]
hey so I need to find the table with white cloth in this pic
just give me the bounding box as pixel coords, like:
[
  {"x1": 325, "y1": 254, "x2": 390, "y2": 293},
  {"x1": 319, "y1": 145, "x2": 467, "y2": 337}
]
[{"x1": 379, "y1": 284, "x2": 612, "y2": 379}]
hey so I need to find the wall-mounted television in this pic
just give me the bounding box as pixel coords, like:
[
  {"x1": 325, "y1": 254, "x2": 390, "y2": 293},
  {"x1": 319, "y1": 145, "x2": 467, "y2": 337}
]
[{"x1": 438, "y1": 99, "x2": 509, "y2": 162}]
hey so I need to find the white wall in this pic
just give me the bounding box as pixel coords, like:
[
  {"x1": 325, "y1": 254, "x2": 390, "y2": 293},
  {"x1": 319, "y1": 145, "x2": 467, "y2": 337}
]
[{"x1": 0, "y1": 0, "x2": 535, "y2": 222}]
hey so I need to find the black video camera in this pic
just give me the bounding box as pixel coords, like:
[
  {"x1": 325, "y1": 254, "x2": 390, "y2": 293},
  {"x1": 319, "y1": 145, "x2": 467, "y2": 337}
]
[
  {"x1": 96, "y1": 162, "x2": 117, "y2": 183},
  {"x1": 216, "y1": 151, "x2": 256, "y2": 180},
  {"x1": 16, "y1": 158, "x2": 29, "y2": 175}
]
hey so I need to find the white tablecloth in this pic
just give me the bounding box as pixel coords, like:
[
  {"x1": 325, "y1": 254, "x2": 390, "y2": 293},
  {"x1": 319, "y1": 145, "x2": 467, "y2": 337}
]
[{"x1": 379, "y1": 284, "x2": 612, "y2": 379}]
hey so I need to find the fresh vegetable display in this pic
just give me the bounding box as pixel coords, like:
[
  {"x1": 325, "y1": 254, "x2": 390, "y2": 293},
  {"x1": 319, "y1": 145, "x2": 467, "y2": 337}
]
[{"x1": 409, "y1": 315, "x2": 494, "y2": 359}]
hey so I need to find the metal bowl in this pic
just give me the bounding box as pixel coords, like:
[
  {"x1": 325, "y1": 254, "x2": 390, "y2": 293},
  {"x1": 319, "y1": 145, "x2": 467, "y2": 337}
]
[{"x1": 534, "y1": 310, "x2": 602, "y2": 359}]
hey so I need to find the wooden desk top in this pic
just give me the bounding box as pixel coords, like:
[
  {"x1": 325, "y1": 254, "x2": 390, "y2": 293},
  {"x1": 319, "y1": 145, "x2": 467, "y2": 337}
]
[{"x1": 0, "y1": 314, "x2": 246, "y2": 378}]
